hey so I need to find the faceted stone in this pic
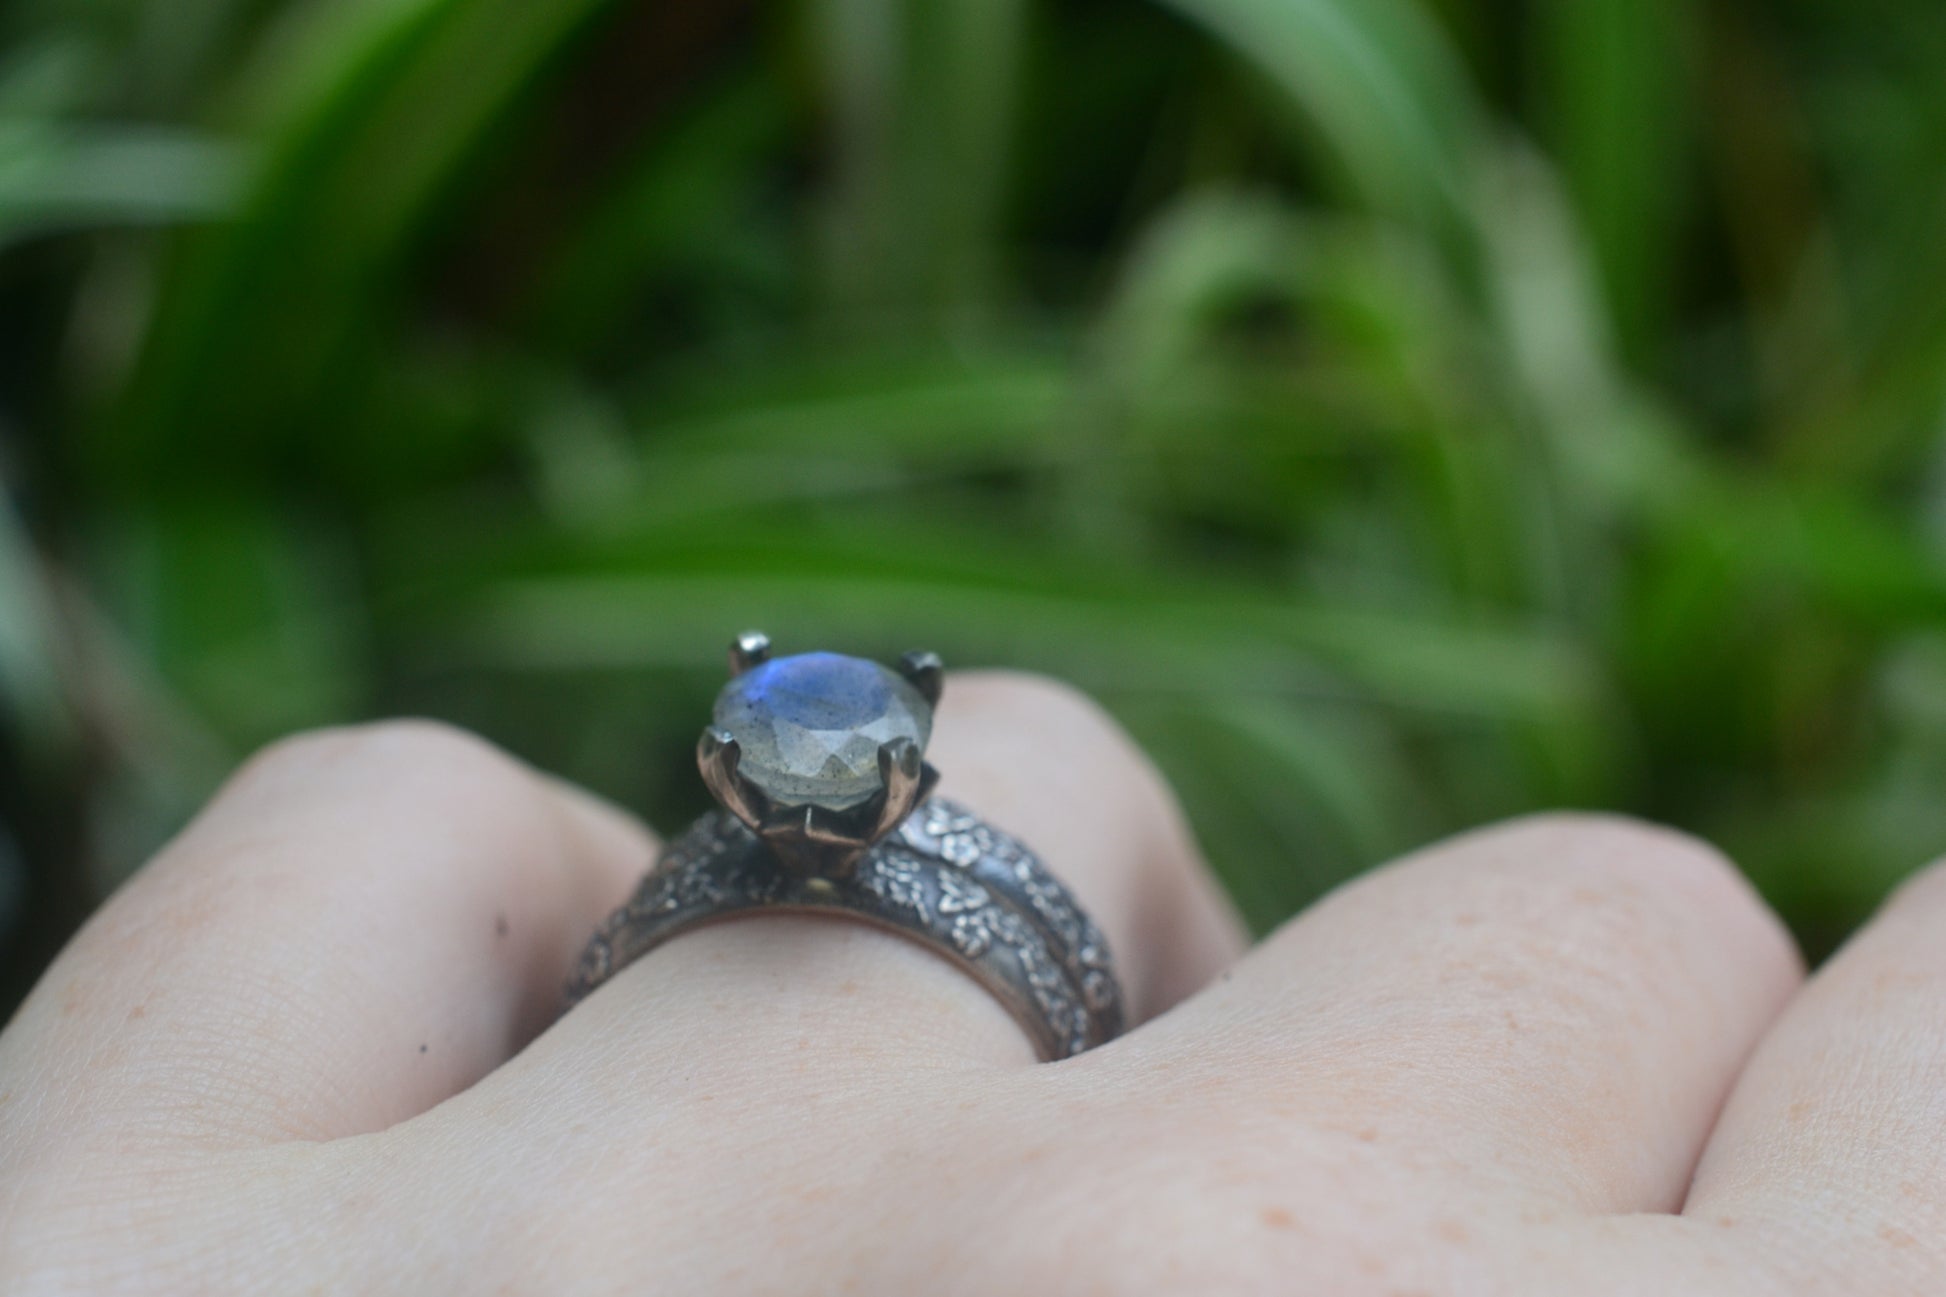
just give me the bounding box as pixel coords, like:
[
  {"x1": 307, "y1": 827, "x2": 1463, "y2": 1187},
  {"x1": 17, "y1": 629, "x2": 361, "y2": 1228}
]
[{"x1": 713, "y1": 651, "x2": 932, "y2": 810}]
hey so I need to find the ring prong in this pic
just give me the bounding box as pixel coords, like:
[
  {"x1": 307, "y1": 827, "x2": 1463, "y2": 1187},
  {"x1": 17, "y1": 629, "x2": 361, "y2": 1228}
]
[
  {"x1": 697, "y1": 727, "x2": 765, "y2": 829},
  {"x1": 869, "y1": 737, "x2": 926, "y2": 840},
  {"x1": 897, "y1": 650, "x2": 943, "y2": 706},
  {"x1": 729, "y1": 631, "x2": 772, "y2": 676},
  {"x1": 773, "y1": 804, "x2": 872, "y2": 876},
  {"x1": 800, "y1": 804, "x2": 852, "y2": 848}
]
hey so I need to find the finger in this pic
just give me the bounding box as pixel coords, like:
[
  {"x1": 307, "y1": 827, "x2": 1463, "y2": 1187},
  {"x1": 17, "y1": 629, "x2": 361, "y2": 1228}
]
[
  {"x1": 524, "y1": 671, "x2": 1247, "y2": 1086},
  {"x1": 1125, "y1": 814, "x2": 1801, "y2": 1214},
  {"x1": 923, "y1": 672, "x2": 1246, "y2": 1021},
  {"x1": 1683, "y1": 858, "x2": 1946, "y2": 1288},
  {"x1": 0, "y1": 721, "x2": 653, "y2": 1158}
]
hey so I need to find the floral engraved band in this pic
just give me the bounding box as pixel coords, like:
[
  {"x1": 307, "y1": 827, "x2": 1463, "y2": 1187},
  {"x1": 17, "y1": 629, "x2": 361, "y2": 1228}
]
[{"x1": 565, "y1": 633, "x2": 1125, "y2": 1060}]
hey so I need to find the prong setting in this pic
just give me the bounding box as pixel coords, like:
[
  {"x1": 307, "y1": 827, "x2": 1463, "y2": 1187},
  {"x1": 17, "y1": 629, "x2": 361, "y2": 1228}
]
[
  {"x1": 699, "y1": 644, "x2": 945, "y2": 876},
  {"x1": 697, "y1": 727, "x2": 765, "y2": 829},
  {"x1": 897, "y1": 650, "x2": 944, "y2": 707},
  {"x1": 729, "y1": 630, "x2": 772, "y2": 676},
  {"x1": 697, "y1": 738, "x2": 933, "y2": 876},
  {"x1": 867, "y1": 737, "x2": 930, "y2": 843}
]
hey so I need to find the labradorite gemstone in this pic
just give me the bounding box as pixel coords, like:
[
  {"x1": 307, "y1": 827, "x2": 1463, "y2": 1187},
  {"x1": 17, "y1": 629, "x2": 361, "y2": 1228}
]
[{"x1": 712, "y1": 652, "x2": 932, "y2": 810}]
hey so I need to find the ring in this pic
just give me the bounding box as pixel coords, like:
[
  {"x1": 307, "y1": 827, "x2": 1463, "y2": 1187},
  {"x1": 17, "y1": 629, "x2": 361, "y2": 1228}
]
[{"x1": 566, "y1": 633, "x2": 1125, "y2": 1060}]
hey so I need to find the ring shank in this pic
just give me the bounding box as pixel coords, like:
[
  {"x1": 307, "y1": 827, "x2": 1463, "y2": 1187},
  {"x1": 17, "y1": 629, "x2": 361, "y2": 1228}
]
[{"x1": 567, "y1": 801, "x2": 1123, "y2": 1061}]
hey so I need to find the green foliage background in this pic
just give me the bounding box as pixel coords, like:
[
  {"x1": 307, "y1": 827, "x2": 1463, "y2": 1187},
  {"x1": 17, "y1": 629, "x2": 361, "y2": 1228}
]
[{"x1": 6, "y1": 0, "x2": 1946, "y2": 1005}]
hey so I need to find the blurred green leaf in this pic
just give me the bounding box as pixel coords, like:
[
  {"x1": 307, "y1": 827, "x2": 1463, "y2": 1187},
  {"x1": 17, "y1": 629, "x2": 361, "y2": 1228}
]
[
  {"x1": 109, "y1": 0, "x2": 639, "y2": 479},
  {"x1": 811, "y1": 0, "x2": 1029, "y2": 320},
  {"x1": 0, "y1": 38, "x2": 100, "y2": 116},
  {"x1": 89, "y1": 501, "x2": 361, "y2": 745},
  {"x1": 0, "y1": 120, "x2": 237, "y2": 248},
  {"x1": 0, "y1": 489, "x2": 73, "y2": 763},
  {"x1": 407, "y1": 519, "x2": 1601, "y2": 725},
  {"x1": 523, "y1": 66, "x2": 790, "y2": 354},
  {"x1": 10, "y1": 0, "x2": 1946, "y2": 986},
  {"x1": 1533, "y1": 0, "x2": 1692, "y2": 356},
  {"x1": 1155, "y1": 0, "x2": 1486, "y2": 241}
]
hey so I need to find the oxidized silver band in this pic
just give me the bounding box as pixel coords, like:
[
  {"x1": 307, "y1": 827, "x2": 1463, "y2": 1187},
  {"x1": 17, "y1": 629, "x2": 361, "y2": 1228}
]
[
  {"x1": 567, "y1": 799, "x2": 1122, "y2": 1059},
  {"x1": 564, "y1": 633, "x2": 1125, "y2": 1061}
]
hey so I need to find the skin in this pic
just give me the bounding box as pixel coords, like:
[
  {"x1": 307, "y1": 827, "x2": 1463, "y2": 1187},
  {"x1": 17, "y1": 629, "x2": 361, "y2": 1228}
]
[{"x1": 0, "y1": 671, "x2": 1940, "y2": 1295}]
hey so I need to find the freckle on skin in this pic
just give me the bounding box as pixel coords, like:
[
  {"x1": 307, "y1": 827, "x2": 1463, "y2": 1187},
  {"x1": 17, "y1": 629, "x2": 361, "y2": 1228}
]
[
  {"x1": 1260, "y1": 1207, "x2": 1295, "y2": 1230},
  {"x1": 1455, "y1": 913, "x2": 1481, "y2": 927},
  {"x1": 1436, "y1": 1219, "x2": 1468, "y2": 1244},
  {"x1": 127, "y1": 1003, "x2": 147, "y2": 1021},
  {"x1": 1880, "y1": 1224, "x2": 1918, "y2": 1249},
  {"x1": 1715, "y1": 1217, "x2": 1735, "y2": 1229},
  {"x1": 1873, "y1": 968, "x2": 1919, "y2": 995},
  {"x1": 1356, "y1": 1128, "x2": 1379, "y2": 1143}
]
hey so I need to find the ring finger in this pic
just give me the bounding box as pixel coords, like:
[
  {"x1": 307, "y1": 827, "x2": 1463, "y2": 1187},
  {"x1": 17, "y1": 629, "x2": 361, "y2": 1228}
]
[{"x1": 518, "y1": 670, "x2": 1245, "y2": 1088}]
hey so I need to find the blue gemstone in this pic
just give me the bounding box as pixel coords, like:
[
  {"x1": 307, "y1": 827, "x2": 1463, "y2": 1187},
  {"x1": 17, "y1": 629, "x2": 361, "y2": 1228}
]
[
  {"x1": 713, "y1": 652, "x2": 932, "y2": 809},
  {"x1": 733, "y1": 652, "x2": 893, "y2": 731}
]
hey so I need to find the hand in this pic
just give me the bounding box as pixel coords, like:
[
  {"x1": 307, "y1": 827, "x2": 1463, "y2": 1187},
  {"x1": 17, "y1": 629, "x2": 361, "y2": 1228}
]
[{"x1": 0, "y1": 673, "x2": 1932, "y2": 1294}]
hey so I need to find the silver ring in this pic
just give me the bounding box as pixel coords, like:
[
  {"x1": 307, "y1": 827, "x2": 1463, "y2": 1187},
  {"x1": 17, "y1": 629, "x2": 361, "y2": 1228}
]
[{"x1": 566, "y1": 634, "x2": 1125, "y2": 1060}]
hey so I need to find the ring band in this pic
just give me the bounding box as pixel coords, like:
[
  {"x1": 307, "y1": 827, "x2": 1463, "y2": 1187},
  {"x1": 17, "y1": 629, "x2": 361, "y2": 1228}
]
[
  {"x1": 567, "y1": 799, "x2": 1122, "y2": 1059},
  {"x1": 564, "y1": 635, "x2": 1125, "y2": 1061}
]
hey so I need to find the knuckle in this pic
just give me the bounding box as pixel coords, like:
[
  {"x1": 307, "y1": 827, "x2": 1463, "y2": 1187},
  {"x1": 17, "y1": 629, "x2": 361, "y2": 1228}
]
[
  {"x1": 228, "y1": 722, "x2": 360, "y2": 781},
  {"x1": 945, "y1": 670, "x2": 1164, "y2": 791},
  {"x1": 195, "y1": 720, "x2": 563, "y2": 888},
  {"x1": 1888, "y1": 850, "x2": 1946, "y2": 905},
  {"x1": 948, "y1": 669, "x2": 1119, "y2": 734},
  {"x1": 1495, "y1": 810, "x2": 1747, "y2": 900},
  {"x1": 941, "y1": 669, "x2": 1200, "y2": 870},
  {"x1": 230, "y1": 718, "x2": 527, "y2": 805},
  {"x1": 332, "y1": 717, "x2": 524, "y2": 786},
  {"x1": 1470, "y1": 811, "x2": 1797, "y2": 977}
]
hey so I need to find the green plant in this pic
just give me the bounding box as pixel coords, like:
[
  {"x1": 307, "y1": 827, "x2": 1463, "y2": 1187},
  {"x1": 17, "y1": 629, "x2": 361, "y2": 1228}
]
[{"x1": 6, "y1": 0, "x2": 1946, "y2": 1006}]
